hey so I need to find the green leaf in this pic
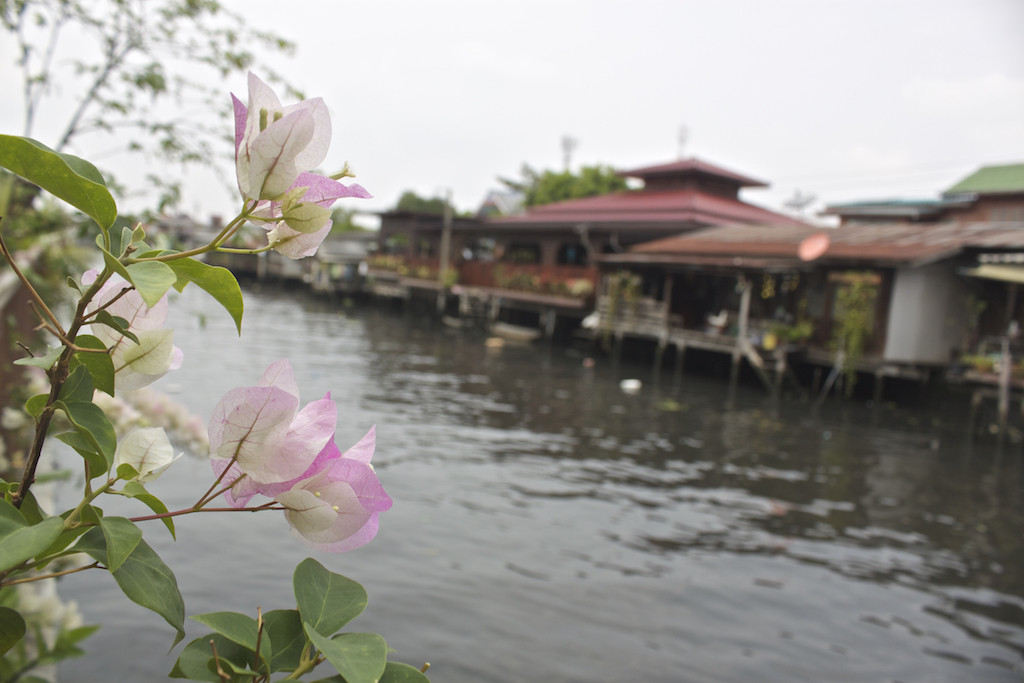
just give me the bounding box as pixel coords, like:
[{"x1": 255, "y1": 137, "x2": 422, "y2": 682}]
[
  {"x1": 115, "y1": 226, "x2": 134, "y2": 258},
  {"x1": 46, "y1": 624, "x2": 101, "y2": 662},
  {"x1": 0, "y1": 135, "x2": 116, "y2": 230},
  {"x1": 58, "y1": 365, "x2": 95, "y2": 404},
  {"x1": 121, "y1": 481, "x2": 175, "y2": 538},
  {"x1": 55, "y1": 431, "x2": 108, "y2": 481},
  {"x1": 99, "y1": 246, "x2": 134, "y2": 284},
  {"x1": 57, "y1": 400, "x2": 117, "y2": 473},
  {"x1": 38, "y1": 508, "x2": 102, "y2": 564},
  {"x1": 13, "y1": 345, "x2": 64, "y2": 370},
  {"x1": 39, "y1": 525, "x2": 91, "y2": 564},
  {"x1": 73, "y1": 335, "x2": 115, "y2": 396},
  {"x1": 169, "y1": 633, "x2": 251, "y2": 681},
  {"x1": 125, "y1": 261, "x2": 176, "y2": 308},
  {"x1": 0, "y1": 517, "x2": 64, "y2": 573},
  {"x1": 115, "y1": 463, "x2": 140, "y2": 480},
  {"x1": 379, "y1": 662, "x2": 432, "y2": 683},
  {"x1": 293, "y1": 558, "x2": 367, "y2": 637},
  {"x1": 0, "y1": 498, "x2": 27, "y2": 537},
  {"x1": 305, "y1": 630, "x2": 386, "y2": 683},
  {"x1": 92, "y1": 310, "x2": 140, "y2": 345},
  {"x1": 14, "y1": 490, "x2": 45, "y2": 526},
  {"x1": 282, "y1": 201, "x2": 331, "y2": 234},
  {"x1": 66, "y1": 275, "x2": 84, "y2": 295},
  {"x1": 24, "y1": 394, "x2": 48, "y2": 419},
  {"x1": 191, "y1": 612, "x2": 269, "y2": 672},
  {"x1": 98, "y1": 516, "x2": 143, "y2": 573},
  {"x1": 166, "y1": 258, "x2": 244, "y2": 334},
  {"x1": 76, "y1": 528, "x2": 185, "y2": 646},
  {"x1": 263, "y1": 609, "x2": 304, "y2": 673},
  {"x1": 0, "y1": 606, "x2": 26, "y2": 656}
]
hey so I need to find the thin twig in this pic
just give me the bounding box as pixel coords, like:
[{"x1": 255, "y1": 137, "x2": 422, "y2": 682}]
[
  {"x1": 253, "y1": 606, "x2": 264, "y2": 673},
  {"x1": 1, "y1": 561, "x2": 101, "y2": 587},
  {"x1": 0, "y1": 229, "x2": 67, "y2": 339},
  {"x1": 128, "y1": 504, "x2": 284, "y2": 524}
]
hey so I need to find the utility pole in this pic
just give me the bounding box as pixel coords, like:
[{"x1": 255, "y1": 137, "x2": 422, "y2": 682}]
[
  {"x1": 437, "y1": 188, "x2": 453, "y2": 313},
  {"x1": 561, "y1": 136, "x2": 578, "y2": 171}
]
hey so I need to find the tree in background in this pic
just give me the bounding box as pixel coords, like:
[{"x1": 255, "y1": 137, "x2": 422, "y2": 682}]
[
  {"x1": 329, "y1": 206, "x2": 368, "y2": 235},
  {"x1": 1, "y1": 0, "x2": 295, "y2": 212},
  {"x1": 393, "y1": 190, "x2": 453, "y2": 215},
  {"x1": 498, "y1": 163, "x2": 628, "y2": 207}
]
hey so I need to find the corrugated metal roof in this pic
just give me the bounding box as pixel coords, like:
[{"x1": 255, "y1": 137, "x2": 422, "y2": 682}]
[
  {"x1": 944, "y1": 163, "x2": 1024, "y2": 195},
  {"x1": 602, "y1": 221, "x2": 1024, "y2": 269},
  {"x1": 820, "y1": 198, "x2": 954, "y2": 218}
]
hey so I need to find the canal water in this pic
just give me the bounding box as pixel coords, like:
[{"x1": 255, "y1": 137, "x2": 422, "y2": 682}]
[{"x1": 57, "y1": 283, "x2": 1024, "y2": 682}]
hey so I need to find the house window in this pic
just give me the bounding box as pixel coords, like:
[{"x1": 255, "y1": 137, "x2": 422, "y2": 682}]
[
  {"x1": 504, "y1": 243, "x2": 541, "y2": 264},
  {"x1": 383, "y1": 232, "x2": 409, "y2": 254},
  {"x1": 557, "y1": 243, "x2": 588, "y2": 266}
]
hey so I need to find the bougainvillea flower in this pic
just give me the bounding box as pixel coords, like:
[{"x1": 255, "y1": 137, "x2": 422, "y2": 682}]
[
  {"x1": 113, "y1": 427, "x2": 180, "y2": 483},
  {"x1": 84, "y1": 271, "x2": 183, "y2": 392},
  {"x1": 275, "y1": 428, "x2": 392, "y2": 552},
  {"x1": 247, "y1": 171, "x2": 371, "y2": 259},
  {"x1": 233, "y1": 72, "x2": 331, "y2": 201},
  {"x1": 233, "y1": 73, "x2": 372, "y2": 259},
  {"x1": 212, "y1": 427, "x2": 390, "y2": 552},
  {"x1": 208, "y1": 359, "x2": 335, "y2": 483}
]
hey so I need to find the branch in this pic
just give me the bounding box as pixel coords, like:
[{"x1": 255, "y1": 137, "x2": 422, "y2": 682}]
[
  {"x1": 129, "y1": 503, "x2": 284, "y2": 524},
  {"x1": 1, "y1": 561, "x2": 102, "y2": 587},
  {"x1": 22, "y1": 6, "x2": 71, "y2": 137},
  {"x1": 55, "y1": 35, "x2": 134, "y2": 153},
  {"x1": 11, "y1": 267, "x2": 111, "y2": 508},
  {"x1": 0, "y1": 228, "x2": 67, "y2": 340}
]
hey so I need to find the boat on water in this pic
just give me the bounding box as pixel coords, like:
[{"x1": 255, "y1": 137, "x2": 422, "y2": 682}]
[{"x1": 490, "y1": 321, "x2": 542, "y2": 342}]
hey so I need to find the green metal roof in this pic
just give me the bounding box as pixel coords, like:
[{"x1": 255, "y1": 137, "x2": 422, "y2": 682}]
[{"x1": 944, "y1": 163, "x2": 1024, "y2": 195}]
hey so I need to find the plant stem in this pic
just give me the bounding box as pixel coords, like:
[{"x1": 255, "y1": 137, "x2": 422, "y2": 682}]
[
  {"x1": 0, "y1": 230, "x2": 67, "y2": 340},
  {"x1": 11, "y1": 268, "x2": 111, "y2": 508},
  {"x1": 282, "y1": 643, "x2": 321, "y2": 680},
  {"x1": 141, "y1": 202, "x2": 256, "y2": 263},
  {"x1": 2, "y1": 562, "x2": 101, "y2": 586},
  {"x1": 129, "y1": 504, "x2": 283, "y2": 524}
]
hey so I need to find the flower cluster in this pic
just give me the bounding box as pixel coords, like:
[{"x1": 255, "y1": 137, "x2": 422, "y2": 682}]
[
  {"x1": 84, "y1": 270, "x2": 183, "y2": 392},
  {"x1": 208, "y1": 360, "x2": 391, "y2": 551},
  {"x1": 233, "y1": 73, "x2": 371, "y2": 258}
]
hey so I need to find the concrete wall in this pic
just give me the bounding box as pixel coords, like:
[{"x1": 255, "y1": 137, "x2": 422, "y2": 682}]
[{"x1": 883, "y1": 263, "x2": 969, "y2": 364}]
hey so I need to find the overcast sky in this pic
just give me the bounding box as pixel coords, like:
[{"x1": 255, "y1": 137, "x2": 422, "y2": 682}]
[{"x1": 4, "y1": 0, "x2": 1024, "y2": 224}]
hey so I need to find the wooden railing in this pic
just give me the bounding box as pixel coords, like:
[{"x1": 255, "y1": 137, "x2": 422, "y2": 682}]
[
  {"x1": 597, "y1": 294, "x2": 673, "y2": 338},
  {"x1": 459, "y1": 262, "x2": 598, "y2": 298},
  {"x1": 370, "y1": 256, "x2": 598, "y2": 299}
]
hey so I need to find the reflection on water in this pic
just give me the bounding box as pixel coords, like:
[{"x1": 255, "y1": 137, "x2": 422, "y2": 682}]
[{"x1": 59, "y1": 285, "x2": 1024, "y2": 682}]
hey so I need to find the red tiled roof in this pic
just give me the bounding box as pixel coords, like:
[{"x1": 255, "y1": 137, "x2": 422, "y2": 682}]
[
  {"x1": 488, "y1": 188, "x2": 806, "y2": 230},
  {"x1": 619, "y1": 157, "x2": 768, "y2": 187},
  {"x1": 603, "y1": 222, "x2": 1024, "y2": 268}
]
